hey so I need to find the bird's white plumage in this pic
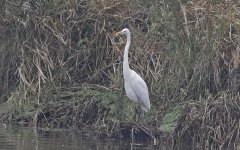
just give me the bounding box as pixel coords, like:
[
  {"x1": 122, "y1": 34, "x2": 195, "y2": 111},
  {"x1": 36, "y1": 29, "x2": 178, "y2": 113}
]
[
  {"x1": 117, "y1": 28, "x2": 150, "y2": 113},
  {"x1": 124, "y1": 69, "x2": 150, "y2": 112}
]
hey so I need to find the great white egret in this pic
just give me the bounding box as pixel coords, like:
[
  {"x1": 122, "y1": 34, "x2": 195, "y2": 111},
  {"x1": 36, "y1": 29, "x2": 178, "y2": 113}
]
[{"x1": 115, "y1": 28, "x2": 150, "y2": 121}]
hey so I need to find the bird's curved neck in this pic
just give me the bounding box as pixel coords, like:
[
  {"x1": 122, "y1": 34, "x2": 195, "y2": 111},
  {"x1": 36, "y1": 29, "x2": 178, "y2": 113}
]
[{"x1": 123, "y1": 32, "x2": 131, "y2": 74}]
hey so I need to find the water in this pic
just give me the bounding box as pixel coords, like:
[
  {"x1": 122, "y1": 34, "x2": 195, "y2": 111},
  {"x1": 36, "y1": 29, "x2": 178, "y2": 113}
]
[{"x1": 0, "y1": 125, "x2": 170, "y2": 150}]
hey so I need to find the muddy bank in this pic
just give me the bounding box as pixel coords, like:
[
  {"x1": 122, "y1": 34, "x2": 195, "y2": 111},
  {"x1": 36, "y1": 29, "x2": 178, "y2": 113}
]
[{"x1": 1, "y1": 86, "x2": 239, "y2": 149}]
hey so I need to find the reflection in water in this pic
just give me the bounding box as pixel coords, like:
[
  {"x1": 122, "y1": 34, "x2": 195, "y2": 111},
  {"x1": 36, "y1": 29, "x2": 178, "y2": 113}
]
[{"x1": 0, "y1": 125, "x2": 170, "y2": 150}]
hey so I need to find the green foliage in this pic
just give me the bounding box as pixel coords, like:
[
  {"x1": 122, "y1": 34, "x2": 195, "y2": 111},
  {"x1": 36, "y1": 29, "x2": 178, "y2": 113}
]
[
  {"x1": 0, "y1": 101, "x2": 37, "y2": 121},
  {"x1": 159, "y1": 102, "x2": 186, "y2": 133}
]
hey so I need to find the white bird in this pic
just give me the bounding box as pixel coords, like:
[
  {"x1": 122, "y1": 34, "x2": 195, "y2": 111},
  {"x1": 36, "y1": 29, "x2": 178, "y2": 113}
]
[{"x1": 115, "y1": 28, "x2": 150, "y2": 121}]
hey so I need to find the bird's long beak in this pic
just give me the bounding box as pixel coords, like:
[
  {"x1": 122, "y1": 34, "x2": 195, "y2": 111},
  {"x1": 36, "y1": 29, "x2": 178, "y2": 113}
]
[{"x1": 114, "y1": 31, "x2": 124, "y2": 36}]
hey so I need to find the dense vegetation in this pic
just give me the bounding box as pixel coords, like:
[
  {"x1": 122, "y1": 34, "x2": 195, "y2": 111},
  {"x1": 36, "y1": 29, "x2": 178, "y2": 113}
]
[{"x1": 0, "y1": 0, "x2": 240, "y2": 149}]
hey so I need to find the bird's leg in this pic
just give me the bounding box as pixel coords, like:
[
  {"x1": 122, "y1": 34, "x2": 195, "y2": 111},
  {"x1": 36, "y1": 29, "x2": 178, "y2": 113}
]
[
  {"x1": 137, "y1": 104, "x2": 142, "y2": 123},
  {"x1": 135, "y1": 104, "x2": 141, "y2": 123},
  {"x1": 134, "y1": 106, "x2": 138, "y2": 122}
]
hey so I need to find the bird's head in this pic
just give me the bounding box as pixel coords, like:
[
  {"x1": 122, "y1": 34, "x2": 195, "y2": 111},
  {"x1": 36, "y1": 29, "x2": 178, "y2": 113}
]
[
  {"x1": 114, "y1": 28, "x2": 130, "y2": 36},
  {"x1": 112, "y1": 28, "x2": 130, "y2": 51}
]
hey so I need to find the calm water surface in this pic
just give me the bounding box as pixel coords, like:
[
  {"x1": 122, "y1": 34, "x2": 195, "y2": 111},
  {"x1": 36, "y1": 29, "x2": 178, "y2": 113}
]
[{"x1": 0, "y1": 125, "x2": 171, "y2": 150}]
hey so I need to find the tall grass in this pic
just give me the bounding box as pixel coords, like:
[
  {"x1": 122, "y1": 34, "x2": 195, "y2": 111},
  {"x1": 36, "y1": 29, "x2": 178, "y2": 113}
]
[{"x1": 0, "y1": 0, "x2": 239, "y2": 115}]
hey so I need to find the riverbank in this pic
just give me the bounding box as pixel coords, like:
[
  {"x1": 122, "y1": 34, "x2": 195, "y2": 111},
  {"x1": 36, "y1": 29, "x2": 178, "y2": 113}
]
[{"x1": 1, "y1": 85, "x2": 239, "y2": 148}]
